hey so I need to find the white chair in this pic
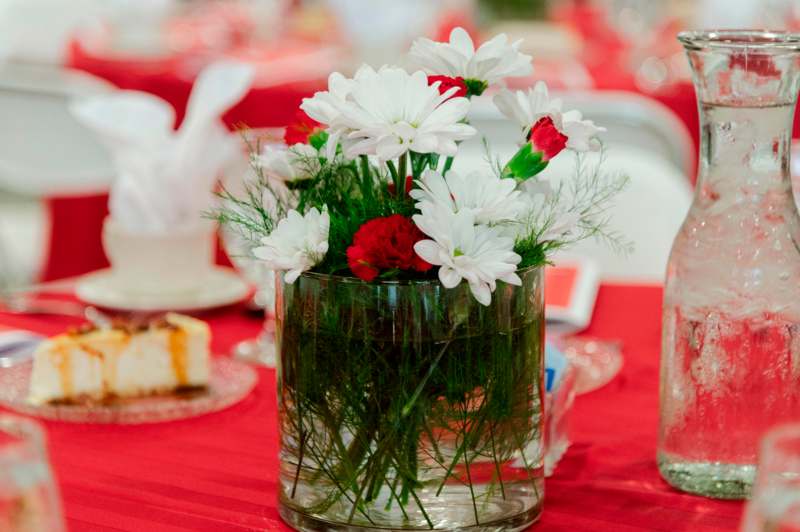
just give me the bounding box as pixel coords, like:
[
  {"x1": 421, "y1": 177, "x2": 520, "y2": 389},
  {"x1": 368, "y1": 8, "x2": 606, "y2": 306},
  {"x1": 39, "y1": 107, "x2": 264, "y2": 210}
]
[
  {"x1": 0, "y1": 63, "x2": 115, "y2": 285},
  {"x1": 458, "y1": 90, "x2": 694, "y2": 283}
]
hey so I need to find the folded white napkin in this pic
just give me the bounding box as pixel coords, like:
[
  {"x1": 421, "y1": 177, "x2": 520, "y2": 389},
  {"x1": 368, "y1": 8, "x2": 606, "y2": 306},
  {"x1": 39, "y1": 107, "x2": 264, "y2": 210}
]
[{"x1": 71, "y1": 62, "x2": 254, "y2": 234}]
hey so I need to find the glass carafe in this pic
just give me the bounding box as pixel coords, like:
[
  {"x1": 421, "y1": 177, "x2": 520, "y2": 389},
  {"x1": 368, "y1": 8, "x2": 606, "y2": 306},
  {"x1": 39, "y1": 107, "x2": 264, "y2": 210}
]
[{"x1": 659, "y1": 31, "x2": 800, "y2": 499}]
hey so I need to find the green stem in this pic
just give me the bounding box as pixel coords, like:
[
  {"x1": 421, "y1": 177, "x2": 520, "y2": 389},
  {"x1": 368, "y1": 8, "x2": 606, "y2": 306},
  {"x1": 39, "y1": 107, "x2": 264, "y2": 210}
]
[
  {"x1": 302, "y1": 439, "x2": 377, "y2": 525},
  {"x1": 397, "y1": 153, "x2": 408, "y2": 197},
  {"x1": 408, "y1": 482, "x2": 434, "y2": 530},
  {"x1": 387, "y1": 446, "x2": 433, "y2": 530},
  {"x1": 463, "y1": 445, "x2": 480, "y2": 526},
  {"x1": 410, "y1": 152, "x2": 430, "y2": 180},
  {"x1": 383, "y1": 474, "x2": 409, "y2": 519},
  {"x1": 488, "y1": 423, "x2": 506, "y2": 500},
  {"x1": 428, "y1": 153, "x2": 440, "y2": 173},
  {"x1": 386, "y1": 159, "x2": 399, "y2": 185},
  {"x1": 457, "y1": 399, "x2": 481, "y2": 526},
  {"x1": 346, "y1": 457, "x2": 374, "y2": 524},
  {"x1": 511, "y1": 429, "x2": 540, "y2": 502},
  {"x1": 290, "y1": 429, "x2": 308, "y2": 499},
  {"x1": 401, "y1": 338, "x2": 452, "y2": 418},
  {"x1": 421, "y1": 420, "x2": 445, "y2": 464},
  {"x1": 434, "y1": 393, "x2": 489, "y2": 497},
  {"x1": 359, "y1": 155, "x2": 374, "y2": 203},
  {"x1": 366, "y1": 452, "x2": 390, "y2": 502},
  {"x1": 442, "y1": 155, "x2": 455, "y2": 175}
]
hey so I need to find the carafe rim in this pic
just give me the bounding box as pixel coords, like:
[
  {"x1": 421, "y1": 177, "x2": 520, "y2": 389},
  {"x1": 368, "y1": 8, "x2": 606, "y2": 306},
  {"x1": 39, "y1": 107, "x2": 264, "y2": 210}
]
[{"x1": 678, "y1": 30, "x2": 800, "y2": 52}]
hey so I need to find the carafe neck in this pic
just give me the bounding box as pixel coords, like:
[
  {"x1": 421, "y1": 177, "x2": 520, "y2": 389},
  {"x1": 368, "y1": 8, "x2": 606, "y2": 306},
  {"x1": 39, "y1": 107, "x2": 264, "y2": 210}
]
[{"x1": 679, "y1": 30, "x2": 800, "y2": 201}]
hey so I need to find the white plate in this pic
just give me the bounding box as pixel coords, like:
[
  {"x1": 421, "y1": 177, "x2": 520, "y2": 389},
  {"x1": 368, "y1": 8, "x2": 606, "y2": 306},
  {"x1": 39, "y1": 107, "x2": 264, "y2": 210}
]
[
  {"x1": 75, "y1": 267, "x2": 251, "y2": 312},
  {"x1": 0, "y1": 357, "x2": 258, "y2": 424}
]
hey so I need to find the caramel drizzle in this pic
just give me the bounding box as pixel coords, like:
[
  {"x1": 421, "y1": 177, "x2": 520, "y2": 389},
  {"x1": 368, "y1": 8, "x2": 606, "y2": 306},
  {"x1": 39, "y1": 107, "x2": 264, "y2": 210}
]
[
  {"x1": 78, "y1": 340, "x2": 127, "y2": 396},
  {"x1": 52, "y1": 343, "x2": 73, "y2": 398},
  {"x1": 168, "y1": 328, "x2": 188, "y2": 386}
]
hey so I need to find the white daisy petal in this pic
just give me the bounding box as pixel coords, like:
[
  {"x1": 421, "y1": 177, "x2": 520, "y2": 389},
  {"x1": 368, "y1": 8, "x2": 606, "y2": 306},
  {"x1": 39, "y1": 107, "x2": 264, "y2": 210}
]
[
  {"x1": 255, "y1": 143, "x2": 319, "y2": 183},
  {"x1": 284, "y1": 269, "x2": 302, "y2": 284},
  {"x1": 254, "y1": 207, "x2": 329, "y2": 278},
  {"x1": 411, "y1": 202, "x2": 521, "y2": 305},
  {"x1": 303, "y1": 65, "x2": 474, "y2": 161},
  {"x1": 409, "y1": 27, "x2": 532, "y2": 87},
  {"x1": 468, "y1": 280, "x2": 492, "y2": 306},
  {"x1": 413, "y1": 168, "x2": 526, "y2": 225},
  {"x1": 413, "y1": 240, "x2": 444, "y2": 265},
  {"x1": 439, "y1": 266, "x2": 462, "y2": 288}
]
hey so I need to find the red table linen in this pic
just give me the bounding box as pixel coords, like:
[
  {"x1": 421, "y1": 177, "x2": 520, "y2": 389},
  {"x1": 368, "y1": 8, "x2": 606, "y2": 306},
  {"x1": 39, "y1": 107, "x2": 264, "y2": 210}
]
[{"x1": 0, "y1": 284, "x2": 745, "y2": 531}]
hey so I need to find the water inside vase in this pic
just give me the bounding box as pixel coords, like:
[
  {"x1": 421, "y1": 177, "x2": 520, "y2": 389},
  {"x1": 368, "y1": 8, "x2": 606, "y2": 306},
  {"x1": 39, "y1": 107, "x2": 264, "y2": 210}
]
[{"x1": 277, "y1": 325, "x2": 545, "y2": 530}]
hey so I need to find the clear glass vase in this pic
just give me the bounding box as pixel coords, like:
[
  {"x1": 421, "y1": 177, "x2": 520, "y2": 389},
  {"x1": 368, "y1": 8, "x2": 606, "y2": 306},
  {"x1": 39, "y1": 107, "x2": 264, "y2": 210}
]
[
  {"x1": 659, "y1": 30, "x2": 800, "y2": 499},
  {"x1": 275, "y1": 267, "x2": 545, "y2": 531}
]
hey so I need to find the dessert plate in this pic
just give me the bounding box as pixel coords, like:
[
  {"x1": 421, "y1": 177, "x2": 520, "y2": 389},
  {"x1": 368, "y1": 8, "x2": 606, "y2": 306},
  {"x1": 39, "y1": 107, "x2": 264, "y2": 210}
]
[
  {"x1": 75, "y1": 267, "x2": 251, "y2": 312},
  {"x1": 0, "y1": 357, "x2": 257, "y2": 424}
]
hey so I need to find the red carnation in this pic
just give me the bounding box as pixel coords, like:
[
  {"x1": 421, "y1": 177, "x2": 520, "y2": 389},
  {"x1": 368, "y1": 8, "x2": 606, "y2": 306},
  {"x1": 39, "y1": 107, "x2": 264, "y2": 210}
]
[
  {"x1": 428, "y1": 75, "x2": 468, "y2": 99},
  {"x1": 284, "y1": 110, "x2": 323, "y2": 145},
  {"x1": 528, "y1": 116, "x2": 568, "y2": 161},
  {"x1": 346, "y1": 215, "x2": 432, "y2": 281}
]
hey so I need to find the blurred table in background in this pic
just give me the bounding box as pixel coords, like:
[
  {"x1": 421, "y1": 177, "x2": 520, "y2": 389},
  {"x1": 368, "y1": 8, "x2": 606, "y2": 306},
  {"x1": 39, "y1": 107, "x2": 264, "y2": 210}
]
[
  {"x1": 67, "y1": 39, "x2": 332, "y2": 128},
  {"x1": 38, "y1": 39, "x2": 330, "y2": 282},
  {"x1": 550, "y1": 0, "x2": 800, "y2": 184}
]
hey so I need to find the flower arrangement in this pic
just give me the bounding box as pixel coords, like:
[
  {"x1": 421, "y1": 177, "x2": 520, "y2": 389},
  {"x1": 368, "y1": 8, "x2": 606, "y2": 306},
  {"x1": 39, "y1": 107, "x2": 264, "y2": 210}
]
[
  {"x1": 216, "y1": 27, "x2": 627, "y2": 531},
  {"x1": 218, "y1": 27, "x2": 626, "y2": 305}
]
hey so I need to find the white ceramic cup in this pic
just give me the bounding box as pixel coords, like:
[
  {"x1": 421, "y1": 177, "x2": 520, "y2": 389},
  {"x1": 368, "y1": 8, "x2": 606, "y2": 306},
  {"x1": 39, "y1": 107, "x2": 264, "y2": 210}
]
[{"x1": 101, "y1": 217, "x2": 215, "y2": 294}]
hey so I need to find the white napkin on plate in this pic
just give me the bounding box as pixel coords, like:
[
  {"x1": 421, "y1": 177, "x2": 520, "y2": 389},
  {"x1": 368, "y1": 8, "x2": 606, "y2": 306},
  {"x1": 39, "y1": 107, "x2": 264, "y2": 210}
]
[{"x1": 71, "y1": 62, "x2": 255, "y2": 234}]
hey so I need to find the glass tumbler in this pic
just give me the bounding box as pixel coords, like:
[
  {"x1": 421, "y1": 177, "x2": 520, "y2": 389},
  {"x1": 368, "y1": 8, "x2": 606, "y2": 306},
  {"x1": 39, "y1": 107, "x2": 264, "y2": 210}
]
[
  {"x1": 0, "y1": 415, "x2": 65, "y2": 532},
  {"x1": 741, "y1": 423, "x2": 800, "y2": 531}
]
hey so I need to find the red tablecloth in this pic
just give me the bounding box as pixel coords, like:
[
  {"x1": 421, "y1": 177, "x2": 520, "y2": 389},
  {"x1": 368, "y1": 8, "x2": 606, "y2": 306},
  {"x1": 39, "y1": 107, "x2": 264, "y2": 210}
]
[{"x1": 0, "y1": 284, "x2": 745, "y2": 531}]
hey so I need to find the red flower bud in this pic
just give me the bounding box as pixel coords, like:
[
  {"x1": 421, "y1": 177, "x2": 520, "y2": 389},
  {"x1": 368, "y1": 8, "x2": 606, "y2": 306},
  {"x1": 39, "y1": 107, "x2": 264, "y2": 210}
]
[
  {"x1": 528, "y1": 116, "x2": 567, "y2": 161},
  {"x1": 428, "y1": 75, "x2": 468, "y2": 99},
  {"x1": 284, "y1": 110, "x2": 324, "y2": 145},
  {"x1": 346, "y1": 215, "x2": 432, "y2": 281}
]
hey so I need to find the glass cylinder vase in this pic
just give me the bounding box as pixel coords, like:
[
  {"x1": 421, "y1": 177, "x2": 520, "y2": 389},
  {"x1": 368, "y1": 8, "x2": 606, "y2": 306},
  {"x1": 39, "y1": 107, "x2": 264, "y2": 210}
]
[
  {"x1": 275, "y1": 267, "x2": 545, "y2": 531},
  {"x1": 659, "y1": 30, "x2": 800, "y2": 499}
]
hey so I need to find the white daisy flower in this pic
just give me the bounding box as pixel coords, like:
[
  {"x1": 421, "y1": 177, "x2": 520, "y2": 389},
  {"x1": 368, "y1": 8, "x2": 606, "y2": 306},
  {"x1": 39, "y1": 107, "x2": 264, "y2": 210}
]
[
  {"x1": 494, "y1": 82, "x2": 605, "y2": 152},
  {"x1": 410, "y1": 168, "x2": 525, "y2": 225},
  {"x1": 300, "y1": 72, "x2": 355, "y2": 158},
  {"x1": 253, "y1": 207, "x2": 329, "y2": 283},
  {"x1": 302, "y1": 65, "x2": 476, "y2": 162},
  {"x1": 413, "y1": 204, "x2": 521, "y2": 306},
  {"x1": 409, "y1": 27, "x2": 533, "y2": 90},
  {"x1": 255, "y1": 143, "x2": 320, "y2": 183},
  {"x1": 300, "y1": 72, "x2": 354, "y2": 126}
]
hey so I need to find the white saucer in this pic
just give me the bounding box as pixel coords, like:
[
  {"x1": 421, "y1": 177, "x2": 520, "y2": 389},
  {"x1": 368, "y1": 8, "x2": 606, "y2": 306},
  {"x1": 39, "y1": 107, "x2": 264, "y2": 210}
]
[{"x1": 75, "y1": 267, "x2": 252, "y2": 312}]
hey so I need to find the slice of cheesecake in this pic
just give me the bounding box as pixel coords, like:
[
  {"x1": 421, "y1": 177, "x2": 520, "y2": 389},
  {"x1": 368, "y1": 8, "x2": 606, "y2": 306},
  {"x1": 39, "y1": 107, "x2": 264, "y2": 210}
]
[{"x1": 28, "y1": 313, "x2": 210, "y2": 405}]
